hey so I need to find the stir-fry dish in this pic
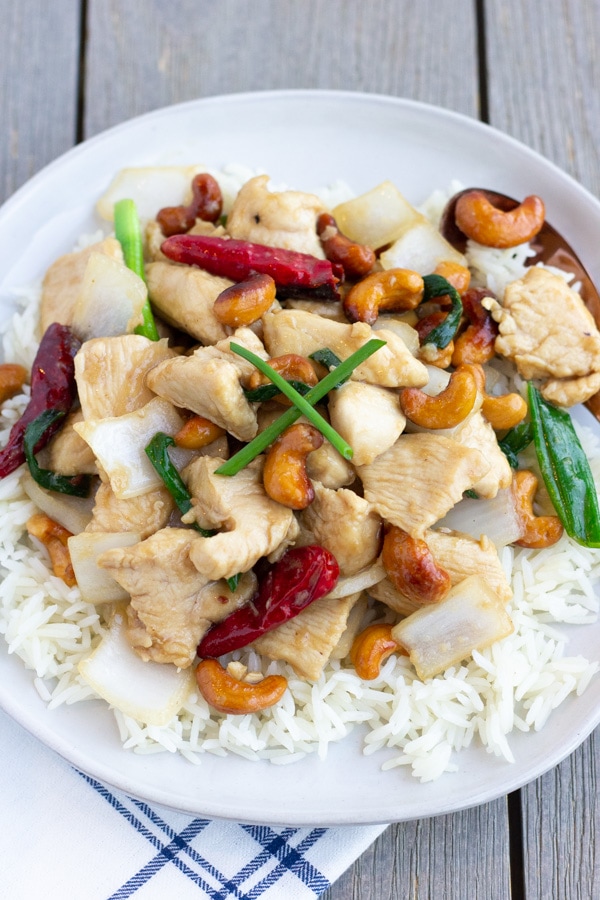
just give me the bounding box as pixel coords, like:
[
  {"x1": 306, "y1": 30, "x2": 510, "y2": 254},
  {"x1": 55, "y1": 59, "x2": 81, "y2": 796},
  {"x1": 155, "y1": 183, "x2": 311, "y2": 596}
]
[{"x1": 1, "y1": 167, "x2": 599, "y2": 780}]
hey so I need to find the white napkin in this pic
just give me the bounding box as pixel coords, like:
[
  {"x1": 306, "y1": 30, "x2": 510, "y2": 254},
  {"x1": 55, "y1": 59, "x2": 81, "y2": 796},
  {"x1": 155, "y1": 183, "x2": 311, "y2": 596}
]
[{"x1": 1, "y1": 708, "x2": 386, "y2": 899}]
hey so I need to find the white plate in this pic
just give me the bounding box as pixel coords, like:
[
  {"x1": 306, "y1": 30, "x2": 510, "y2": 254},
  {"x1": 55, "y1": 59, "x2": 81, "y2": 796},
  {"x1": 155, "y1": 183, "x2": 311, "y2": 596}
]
[{"x1": 0, "y1": 90, "x2": 599, "y2": 825}]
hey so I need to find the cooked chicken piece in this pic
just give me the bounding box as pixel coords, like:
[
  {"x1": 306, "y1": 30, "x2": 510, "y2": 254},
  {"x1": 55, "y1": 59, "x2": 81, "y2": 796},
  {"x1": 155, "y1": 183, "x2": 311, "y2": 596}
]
[
  {"x1": 144, "y1": 328, "x2": 267, "y2": 441},
  {"x1": 298, "y1": 482, "x2": 381, "y2": 576},
  {"x1": 147, "y1": 353, "x2": 258, "y2": 442},
  {"x1": 47, "y1": 408, "x2": 97, "y2": 475},
  {"x1": 327, "y1": 381, "x2": 406, "y2": 466},
  {"x1": 305, "y1": 442, "x2": 356, "y2": 489},
  {"x1": 40, "y1": 237, "x2": 123, "y2": 333},
  {"x1": 493, "y1": 267, "x2": 600, "y2": 406},
  {"x1": 370, "y1": 528, "x2": 512, "y2": 616},
  {"x1": 98, "y1": 527, "x2": 256, "y2": 667},
  {"x1": 145, "y1": 219, "x2": 173, "y2": 263},
  {"x1": 184, "y1": 457, "x2": 296, "y2": 580},
  {"x1": 209, "y1": 328, "x2": 270, "y2": 383},
  {"x1": 329, "y1": 593, "x2": 370, "y2": 659},
  {"x1": 427, "y1": 529, "x2": 512, "y2": 601},
  {"x1": 252, "y1": 591, "x2": 363, "y2": 680},
  {"x1": 146, "y1": 260, "x2": 233, "y2": 345},
  {"x1": 544, "y1": 371, "x2": 600, "y2": 407},
  {"x1": 226, "y1": 175, "x2": 326, "y2": 258},
  {"x1": 75, "y1": 335, "x2": 174, "y2": 420},
  {"x1": 284, "y1": 299, "x2": 349, "y2": 322},
  {"x1": 451, "y1": 411, "x2": 512, "y2": 498},
  {"x1": 85, "y1": 480, "x2": 175, "y2": 539},
  {"x1": 262, "y1": 310, "x2": 428, "y2": 388},
  {"x1": 357, "y1": 433, "x2": 490, "y2": 538}
]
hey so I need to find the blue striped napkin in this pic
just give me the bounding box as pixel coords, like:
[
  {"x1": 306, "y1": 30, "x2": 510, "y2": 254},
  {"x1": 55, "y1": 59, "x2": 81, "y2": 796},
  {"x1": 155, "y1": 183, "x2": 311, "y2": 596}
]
[{"x1": 1, "y1": 708, "x2": 386, "y2": 899}]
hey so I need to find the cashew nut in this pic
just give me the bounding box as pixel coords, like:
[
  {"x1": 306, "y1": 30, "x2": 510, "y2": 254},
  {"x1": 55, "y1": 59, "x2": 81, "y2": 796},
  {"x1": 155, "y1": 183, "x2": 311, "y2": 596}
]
[
  {"x1": 174, "y1": 415, "x2": 226, "y2": 449},
  {"x1": 196, "y1": 658, "x2": 288, "y2": 714},
  {"x1": 400, "y1": 364, "x2": 478, "y2": 429},
  {"x1": 455, "y1": 190, "x2": 546, "y2": 248},
  {"x1": 263, "y1": 422, "x2": 324, "y2": 509},
  {"x1": 343, "y1": 269, "x2": 424, "y2": 325},
  {"x1": 157, "y1": 172, "x2": 223, "y2": 236},
  {"x1": 0, "y1": 363, "x2": 27, "y2": 404},
  {"x1": 349, "y1": 623, "x2": 400, "y2": 680},
  {"x1": 433, "y1": 260, "x2": 471, "y2": 295},
  {"x1": 463, "y1": 362, "x2": 528, "y2": 430},
  {"x1": 213, "y1": 273, "x2": 276, "y2": 327},
  {"x1": 482, "y1": 392, "x2": 528, "y2": 430},
  {"x1": 317, "y1": 212, "x2": 376, "y2": 280},
  {"x1": 512, "y1": 470, "x2": 564, "y2": 548},
  {"x1": 381, "y1": 526, "x2": 451, "y2": 604},
  {"x1": 451, "y1": 287, "x2": 498, "y2": 366},
  {"x1": 248, "y1": 353, "x2": 319, "y2": 405},
  {"x1": 26, "y1": 513, "x2": 76, "y2": 587}
]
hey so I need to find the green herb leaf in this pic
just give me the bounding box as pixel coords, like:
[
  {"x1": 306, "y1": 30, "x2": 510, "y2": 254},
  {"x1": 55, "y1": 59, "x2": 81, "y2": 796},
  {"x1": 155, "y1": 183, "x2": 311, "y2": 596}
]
[
  {"x1": 145, "y1": 432, "x2": 215, "y2": 537},
  {"x1": 420, "y1": 273, "x2": 463, "y2": 349},
  {"x1": 528, "y1": 382, "x2": 600, "y2": 547},
  {"x1": 227, "y1": 573, "x2": 241, "y2": 592},
  {"x1": 309, "y1": 348, "x2": 343, "y2": 370},
  {"x1": 216, "y1": 338, "x2": 386, "y2": 476},
  {"x1": 114, "y1": 198, "x2": 159, "y2": 341},
  {"x1": 498, "y1": 421, "x2": 533, "y2": 469},
  {"x1": 243, "y1": 380, "x2": 312, "y2": 402},
  {"x1": 309, "y1": 347, "x2": 351, "y2": 388},
  {"x1": 24, "y1": 410, "x2": 91, "y2": 497}
]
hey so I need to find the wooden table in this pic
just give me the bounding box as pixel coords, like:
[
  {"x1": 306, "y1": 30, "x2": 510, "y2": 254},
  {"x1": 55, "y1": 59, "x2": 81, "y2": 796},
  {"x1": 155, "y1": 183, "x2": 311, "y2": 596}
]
[{"x1": 1, "y1": 2, "x2": 598, "y2": 897}]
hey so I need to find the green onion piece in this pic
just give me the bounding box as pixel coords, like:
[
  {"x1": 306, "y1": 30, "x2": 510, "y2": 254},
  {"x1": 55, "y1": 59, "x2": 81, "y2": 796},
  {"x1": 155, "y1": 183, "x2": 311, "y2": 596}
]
[
  {"x1": 309, "y1": 347, "x2": 352, "y2": 388},
  {"x1": 229, "y1": 341, "x2": 352, "y2": 459},
  {"x1": 114, "y1": 198, "x2": 159, "y2": 341},
  {"x1": 228, "y1": 343, "x2": 355, "y2": 460},
  {"x1": 464, "y1": 489, "x2": 479, "y2": 500},
  {"x1": 243, "y1": 380, "x2": 312, "y2": 402},
  {"x1": 24, "y1": 410, "x2": 91, "y2": 497},
  {"x1": 420, "y1": 273, "x2": 463, "y2": 349},
  {"x1": 145, "y1": 432, "x2": 215, "y2": 537},
  {"x1": 227, "y1": 573, "x2": 241, "y2": 592},
  {"x1": 216, "y1": 338, "x2": 386, "y2": 476},
  {"x1": 309, "y1": 348, "x2": 343, "y2": 370},
  {"x1": 528, "y1": 382, "x2": 600, "y2": 547},
  {"x1": 498, "y1": 421, "x2": 533, "y2": 469}
]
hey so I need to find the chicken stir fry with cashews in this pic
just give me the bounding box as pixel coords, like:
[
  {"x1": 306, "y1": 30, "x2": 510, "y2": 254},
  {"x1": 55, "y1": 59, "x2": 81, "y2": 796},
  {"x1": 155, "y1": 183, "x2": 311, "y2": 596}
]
[{"x1": 3, "y1": 168, "x2": 600, "y2": 728}]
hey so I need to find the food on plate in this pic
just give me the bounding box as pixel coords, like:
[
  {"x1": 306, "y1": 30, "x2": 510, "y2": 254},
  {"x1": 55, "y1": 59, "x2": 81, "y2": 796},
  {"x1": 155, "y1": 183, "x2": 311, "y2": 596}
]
[{"x1": 0, "y1": 168, "x2": 599, "y2": 782}]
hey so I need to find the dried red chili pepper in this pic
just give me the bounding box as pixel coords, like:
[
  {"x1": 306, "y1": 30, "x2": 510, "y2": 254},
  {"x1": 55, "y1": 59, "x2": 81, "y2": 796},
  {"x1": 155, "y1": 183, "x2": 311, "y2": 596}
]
[
  {"x1": 161, "y1": 234, "x2": 343, "y2": 300},
  {"x1": 197, "y1": 545, "x2": 339, "y2": 657},
  {"x1": 0, "y1": 323, "x2": 81, "y2": 478}
]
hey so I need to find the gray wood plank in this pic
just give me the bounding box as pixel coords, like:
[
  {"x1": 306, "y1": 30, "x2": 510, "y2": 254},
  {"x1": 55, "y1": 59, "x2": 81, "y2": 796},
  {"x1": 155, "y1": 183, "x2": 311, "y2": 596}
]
[
  {"x1": 83, "y1": 0, "x2": 479, "y2": 137},
  {"x1": 0, "y1": 0, "x2": 81, "y2": 203},
  {"x1": 485, "y1": 0, "x2": 600, "y2": 197},
  {"x1": 519, "y1": 731, "x2": 600, "y2": 900},
  {"x1": 324, "y1": 800, "x2": 511, "y2": 900},
  {"x1": 82, "y1": 3, "x2": 513, "y2": 898},
  {"x1": 485, "y1": 1, "x2": 600, "y2": 897}
]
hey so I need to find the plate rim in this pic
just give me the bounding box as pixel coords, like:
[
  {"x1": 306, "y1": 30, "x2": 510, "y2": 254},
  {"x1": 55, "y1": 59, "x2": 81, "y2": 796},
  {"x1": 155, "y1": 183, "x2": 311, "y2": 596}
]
[{"x1": 0, "y1": 88, "x2": 599, "y2": 825}]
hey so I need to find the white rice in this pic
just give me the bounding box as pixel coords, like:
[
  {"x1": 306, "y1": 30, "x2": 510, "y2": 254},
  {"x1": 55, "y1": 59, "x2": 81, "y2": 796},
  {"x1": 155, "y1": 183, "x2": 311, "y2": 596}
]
[{"x1": 0, "y1": 180, "x2": 598, "y2": 783}]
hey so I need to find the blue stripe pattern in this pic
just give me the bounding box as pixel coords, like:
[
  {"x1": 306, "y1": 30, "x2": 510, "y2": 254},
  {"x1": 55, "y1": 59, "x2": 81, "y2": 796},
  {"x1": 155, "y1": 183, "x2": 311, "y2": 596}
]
[{"x1": 77, "y1": 771, "x2": 331, "y2": 899}]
